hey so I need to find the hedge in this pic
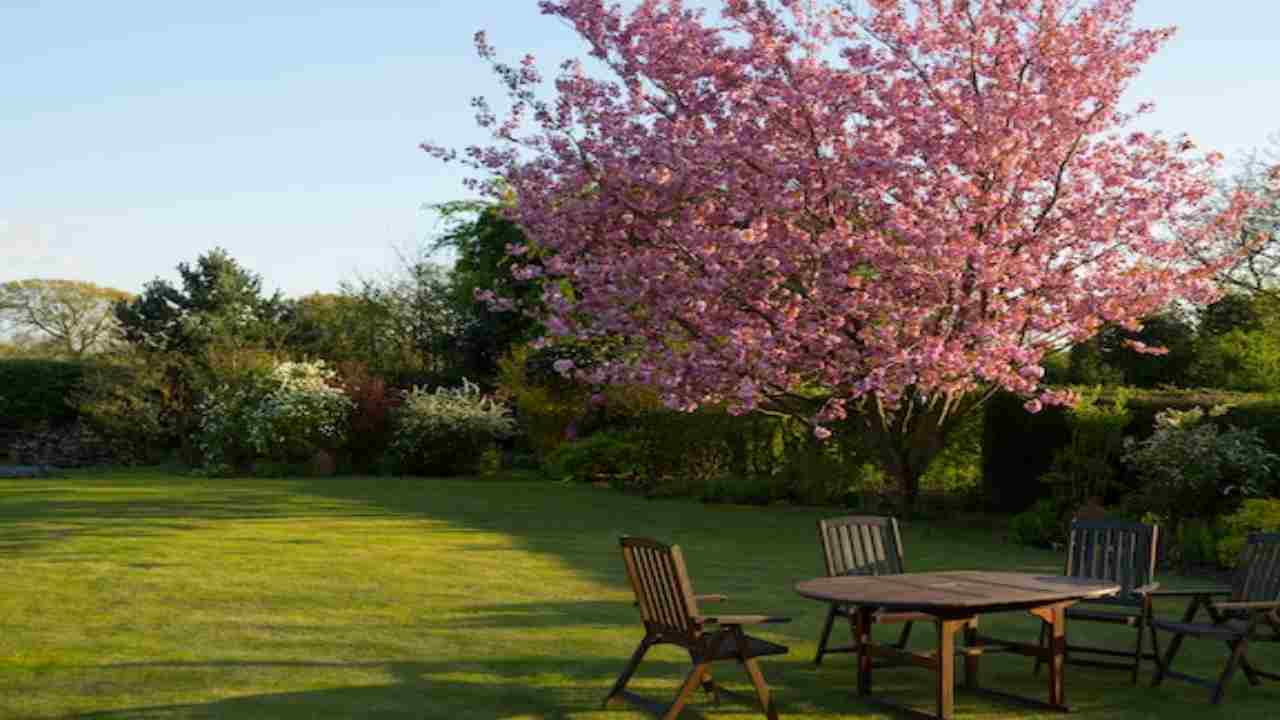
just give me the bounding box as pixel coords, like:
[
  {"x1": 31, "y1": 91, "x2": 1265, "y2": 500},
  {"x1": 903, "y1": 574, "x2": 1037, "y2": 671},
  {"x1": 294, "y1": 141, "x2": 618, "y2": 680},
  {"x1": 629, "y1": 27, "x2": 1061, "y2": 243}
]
[
  {"x1": 0, "y1": 359, "x2": 90, "y2": 431},
  {"x1": 982, "y1": 388, "x2": 1280, "y2": 512}
]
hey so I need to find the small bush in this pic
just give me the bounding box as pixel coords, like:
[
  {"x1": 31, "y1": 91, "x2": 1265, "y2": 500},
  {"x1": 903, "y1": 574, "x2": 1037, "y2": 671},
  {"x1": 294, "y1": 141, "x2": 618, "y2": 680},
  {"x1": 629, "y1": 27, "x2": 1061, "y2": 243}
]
[
  {"x1": 387, "y1": 379, "x2": 516, "y2": 476},
  {"x1": 337, "y1": 362, "x2": 399, "y2": 473},
  {"x1": 195, "y1": 359, "x2": 352, "y2": 476},
  {"x1": 542, "y1": 431, "x2": 644, "y2": 485},
  {"x1": 1010, "y1": 498, "x2": 1065, "y2": 548},
  {"x1": 497, "y1": 346, "x2": 588, "y2": 457},
  {"x1": 1218, "y1": 499, "x2": 1280, "y2": 568},
  {"x1": 246, "y1": 361, "x2": 353, "y2": 461}
]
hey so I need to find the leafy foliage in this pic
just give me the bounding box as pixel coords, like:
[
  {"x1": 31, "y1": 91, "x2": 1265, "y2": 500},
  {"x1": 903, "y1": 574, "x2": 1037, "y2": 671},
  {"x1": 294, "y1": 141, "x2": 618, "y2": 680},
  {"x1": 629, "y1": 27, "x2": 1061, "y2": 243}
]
[
  {"x1": 0, "y1": 279, "x2": 131, "y2": 358},
  {"x1": 244, "y1": 361, "x2": 353, "y2": 461},
  {"x1": 75, "y1": 352, "x2": 183, "y2": 462},
  {"x1": 387, "y1": 379, "x2": 516, "y2": 476},
  {"x1": 1218, "y1": 499, "x2": 1280, "y2": 568},
  {"x1": 542, "y1": 430, "x2": 644, "y2": 486},
  {"x1": 114, "y1": 248, "x2": 288, "y2": 354},
  {"x1": 432, "y1": 202, "x2": 544, "y2": 382},
  {"x1": 1039, "y1": 388, "x2": 1132, "y2": 508},
  {"x1": 194, "y1": 360, "x2": 351, "y2": 476},
  {"x1": 1010, "y1": 498, "x2": 1067, "y2": 548},
  {"x1": 1122, "y1": 406, "x2": 1280, "y2": 559},
  {"x1": 0, "y1": 359, "x2": 88, "y2": 430}
]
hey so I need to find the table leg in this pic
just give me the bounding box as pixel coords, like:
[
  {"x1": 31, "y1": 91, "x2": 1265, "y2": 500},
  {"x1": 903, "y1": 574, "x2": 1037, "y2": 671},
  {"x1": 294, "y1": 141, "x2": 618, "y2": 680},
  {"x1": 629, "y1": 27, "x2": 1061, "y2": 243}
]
[
  {"x1": 857, "y1": 606, "x2": 874, "y2": 696},
  {"x1": 1048, "y1": 604, "x2": 1067, "y2": 707},
  {"x1": 936, "y1": 619, "x2": 961, "y2": 720},
  {"x1": 963, "y1": 619, "x2": 980, "y2": 690}
]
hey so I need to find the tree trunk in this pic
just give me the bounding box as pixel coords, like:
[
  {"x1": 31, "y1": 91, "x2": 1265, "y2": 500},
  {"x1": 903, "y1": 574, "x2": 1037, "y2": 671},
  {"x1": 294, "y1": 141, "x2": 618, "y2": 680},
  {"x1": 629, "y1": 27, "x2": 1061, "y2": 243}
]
[{"x1": 859, "y1": 391, "x2": 983, "y2": 517}]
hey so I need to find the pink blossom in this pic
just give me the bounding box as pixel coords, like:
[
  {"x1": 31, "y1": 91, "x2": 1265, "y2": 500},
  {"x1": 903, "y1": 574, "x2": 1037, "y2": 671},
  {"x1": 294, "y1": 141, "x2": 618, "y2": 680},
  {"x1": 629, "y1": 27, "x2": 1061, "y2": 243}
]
[{"x1": 429, "y1": 0, "x2": 1259, "y2": 427}]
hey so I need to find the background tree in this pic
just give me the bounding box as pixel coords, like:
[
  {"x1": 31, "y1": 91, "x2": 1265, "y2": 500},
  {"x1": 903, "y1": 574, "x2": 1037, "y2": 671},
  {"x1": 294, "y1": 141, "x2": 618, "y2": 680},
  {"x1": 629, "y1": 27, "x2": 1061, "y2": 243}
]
[
  {"x1": 1068, "y1": 310, "x2": 1198, "y2": 388},
  {"x1": 0, "y1": 279, "x2": 131, "y2": 358},
  {"x1": 1185, "y1": 134, "x2": 1280, "y2": 301},
  {"x1": 430, "y1": 0, "x2": 1261, "y2": 509},
  {"x1": 432, "y1": 201, "x2": 544, "y2": 382},
  {"x1": 114, "y1": 247, "x2": 288, "y2": 354}
]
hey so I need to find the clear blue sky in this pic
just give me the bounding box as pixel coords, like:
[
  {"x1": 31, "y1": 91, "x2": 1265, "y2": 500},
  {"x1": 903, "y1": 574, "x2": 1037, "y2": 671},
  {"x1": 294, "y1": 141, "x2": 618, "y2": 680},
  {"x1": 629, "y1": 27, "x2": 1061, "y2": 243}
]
[{"x1": 2, "y1": 1, "x2": 1277, "y2": 298}]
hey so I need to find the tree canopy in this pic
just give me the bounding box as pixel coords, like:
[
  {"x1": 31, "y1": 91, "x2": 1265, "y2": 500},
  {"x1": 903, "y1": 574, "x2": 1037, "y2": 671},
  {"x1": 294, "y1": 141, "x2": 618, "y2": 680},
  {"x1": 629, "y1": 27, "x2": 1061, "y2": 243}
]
[
  {"x1": 429, "y1": 0, "x2": 1265, "y2": 505},
  {"x1": 0, "y1": 279, "x2": 131, "y2": 358}
]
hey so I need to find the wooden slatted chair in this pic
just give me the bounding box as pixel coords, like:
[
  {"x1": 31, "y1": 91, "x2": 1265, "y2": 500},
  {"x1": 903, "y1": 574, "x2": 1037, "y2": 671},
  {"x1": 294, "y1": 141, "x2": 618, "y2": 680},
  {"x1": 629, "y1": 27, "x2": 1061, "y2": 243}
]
[
  {"x1": 604, "y1": 536, "x2": 791, "y2": 719},
  {"x1": 813, "y1": 515, "x2": 936, "y2": 667},
  {"x1": 1150, "y1": 532, "x2": 1280, "y2": 704},
  {"x1": 1033, "y1": 518, "x2": 1161, "y2": 683}
]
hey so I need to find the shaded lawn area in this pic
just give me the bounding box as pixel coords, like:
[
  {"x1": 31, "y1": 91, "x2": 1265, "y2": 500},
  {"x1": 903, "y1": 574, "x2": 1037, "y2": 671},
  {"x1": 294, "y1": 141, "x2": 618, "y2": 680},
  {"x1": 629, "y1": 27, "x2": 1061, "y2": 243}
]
[{"x1": 0, "y1": 470, "x2": 1276, "y2": 719}]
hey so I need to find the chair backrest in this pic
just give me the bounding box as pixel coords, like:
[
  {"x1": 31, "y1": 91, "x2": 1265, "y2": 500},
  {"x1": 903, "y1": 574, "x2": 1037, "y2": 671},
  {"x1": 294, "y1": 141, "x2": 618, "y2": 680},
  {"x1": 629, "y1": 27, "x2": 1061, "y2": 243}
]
[
  {"x1": 818, "y1": 515, "x2": 906, "y2": 578},
  {"x1": 1064, "y1": 518, "x2": 1158, "y2": 595},
  {"x1": 1232, "y1": 533, "x2": 1280, "y2": 604},
  {"x1": 618, "y1": 536, "x2": 701, "y2": 640}
]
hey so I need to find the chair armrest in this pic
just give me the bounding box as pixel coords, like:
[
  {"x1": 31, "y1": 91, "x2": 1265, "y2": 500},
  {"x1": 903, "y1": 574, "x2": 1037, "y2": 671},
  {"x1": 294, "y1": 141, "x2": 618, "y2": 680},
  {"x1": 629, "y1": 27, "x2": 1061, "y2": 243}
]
[
  {"x1": 696, "y1": 594, "x2": 729, "y2": 603},
  {"x1": 698, "y1": 614, "x2": 791, "y2": 626},
  {"x1": 1210, "y1": 600, "x2": 1280, "y2": 612},
  {"x1": 1148, "y1": 587, "x2": 1232, "y2": 598},
  {"x1": 1131, "y1": 582, "x2": 1161, "y2": 596}
]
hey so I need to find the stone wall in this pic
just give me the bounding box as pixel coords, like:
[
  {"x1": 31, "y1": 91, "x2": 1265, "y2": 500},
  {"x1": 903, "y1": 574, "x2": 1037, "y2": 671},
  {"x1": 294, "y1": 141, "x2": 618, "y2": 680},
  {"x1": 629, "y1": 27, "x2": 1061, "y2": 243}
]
[{"x1": 3, "y1": 421, "x2": 133, "y2": 468}]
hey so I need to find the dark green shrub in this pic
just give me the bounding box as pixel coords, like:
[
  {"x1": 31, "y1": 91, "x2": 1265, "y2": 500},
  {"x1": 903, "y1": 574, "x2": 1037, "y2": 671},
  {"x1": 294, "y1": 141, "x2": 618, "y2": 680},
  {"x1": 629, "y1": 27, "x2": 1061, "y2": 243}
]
[
  {"x1": 1010, "y1": 498, "x2": 1065, "y2": 548},
  {"x1": 696, "y1": 473, "x2": 785, "y2": 505},
  {"x1": 983, "y1": 388, "x2": 1280, "y2": 512},
  {"x1": 542, "y1": 431, "x2": 644, "y2": 485},
  {"x1": 1039, "y1": 388, "x2": 1131, "y2": 509},
  {"x1": 76, "y1": 354, "x2": 181, "y2": 463},
  {"x1": 0, "y1": 359, "x2": 88, "y2": 430},
  {"x1": 982, "y1": 392, "x2": 1072, "y2": 511},
  {"x1": 1218, "y1": 499, "x2": 1280, "y2": 567}
]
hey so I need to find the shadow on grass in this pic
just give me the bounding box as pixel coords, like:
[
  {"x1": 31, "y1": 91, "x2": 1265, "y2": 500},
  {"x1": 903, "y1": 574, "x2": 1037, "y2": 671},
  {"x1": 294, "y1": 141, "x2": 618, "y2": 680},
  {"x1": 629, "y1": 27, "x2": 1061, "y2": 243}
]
[
  {"x1": 60, "y1": 653, "x2": 1218, "y2": 720},
  {"x1": 67, "y1": 657, "x2": 718, "y2": 720}
]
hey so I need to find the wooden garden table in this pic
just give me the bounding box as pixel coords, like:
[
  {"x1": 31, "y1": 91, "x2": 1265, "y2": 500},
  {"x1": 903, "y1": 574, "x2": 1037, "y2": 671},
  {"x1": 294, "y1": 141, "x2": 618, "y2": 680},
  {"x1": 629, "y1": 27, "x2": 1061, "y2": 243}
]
[{"x1": 795, "y1": 571, "x2": 1120, "y2": 720}]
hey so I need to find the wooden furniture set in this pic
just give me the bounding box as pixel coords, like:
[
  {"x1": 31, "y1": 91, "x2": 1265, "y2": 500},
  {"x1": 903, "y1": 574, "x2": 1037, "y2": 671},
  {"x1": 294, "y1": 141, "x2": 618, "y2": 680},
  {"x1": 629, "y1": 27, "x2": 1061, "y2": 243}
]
[{"x1": 604, "y1": 518, "x2": 1280, "y2": 719}]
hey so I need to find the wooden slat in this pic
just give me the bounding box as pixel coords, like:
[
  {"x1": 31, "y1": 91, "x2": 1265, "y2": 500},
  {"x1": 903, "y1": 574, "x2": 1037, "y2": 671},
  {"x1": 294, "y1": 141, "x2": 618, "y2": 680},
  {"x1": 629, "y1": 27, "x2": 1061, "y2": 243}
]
[
  {"x1": 818, "y1": 515, "x2": 904, "y2": 578},
  {"x1": 796, "y1": 571, "x2": 1118, "y2": 612},
  {"x1": 1064, "y1": 519, "x2": 1158, "y2": 594}
]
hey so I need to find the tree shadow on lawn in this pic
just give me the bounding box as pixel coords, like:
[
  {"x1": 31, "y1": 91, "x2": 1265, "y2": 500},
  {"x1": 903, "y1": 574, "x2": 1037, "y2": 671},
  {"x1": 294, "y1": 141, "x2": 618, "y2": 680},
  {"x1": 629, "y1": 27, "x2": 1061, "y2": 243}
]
[
  {"x1": 0, "y1": 481, "x2": 412, "y2": 556},
  {"x1": 59, "y1": 652, "x2": 1260, "y2": 720},
  {"x1": 65, "y1": 656, "x2": 715, "y2": 720}
]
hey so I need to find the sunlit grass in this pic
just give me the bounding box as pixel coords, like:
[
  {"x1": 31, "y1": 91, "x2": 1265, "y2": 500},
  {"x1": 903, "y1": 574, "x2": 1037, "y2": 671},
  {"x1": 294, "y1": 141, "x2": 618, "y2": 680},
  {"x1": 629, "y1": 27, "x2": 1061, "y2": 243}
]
[{"x1": 0, "y1": 469, "x2": 1275, "y2": 718}]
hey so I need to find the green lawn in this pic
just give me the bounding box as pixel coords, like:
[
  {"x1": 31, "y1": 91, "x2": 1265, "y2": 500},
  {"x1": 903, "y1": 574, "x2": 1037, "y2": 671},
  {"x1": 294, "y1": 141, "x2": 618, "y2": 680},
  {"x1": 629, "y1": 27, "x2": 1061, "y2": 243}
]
[{"x1": 0, "y1": 470, "x2": 1275, "y2": 719}]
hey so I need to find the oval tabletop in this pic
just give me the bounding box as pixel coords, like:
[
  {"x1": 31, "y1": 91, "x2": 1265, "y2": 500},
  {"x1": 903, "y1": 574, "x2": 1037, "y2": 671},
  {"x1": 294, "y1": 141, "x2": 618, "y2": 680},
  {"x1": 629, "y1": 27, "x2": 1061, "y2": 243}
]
[{"x1": 794, "y1": 571, "x2": 1120, "y2": 615}]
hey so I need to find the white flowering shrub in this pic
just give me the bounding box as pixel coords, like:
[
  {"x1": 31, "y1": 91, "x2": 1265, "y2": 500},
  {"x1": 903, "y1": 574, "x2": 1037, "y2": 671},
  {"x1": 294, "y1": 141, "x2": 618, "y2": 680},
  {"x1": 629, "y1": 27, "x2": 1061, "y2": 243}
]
[
  {"x1": 388, "y1": 379, "x2": 516, "y2": 476},
  {"x1": 196, "y1": 360, "x2": 353, "y2": 476},
  {"x1": 248, "y1": 361, "x2": 353, "y2": 458}
]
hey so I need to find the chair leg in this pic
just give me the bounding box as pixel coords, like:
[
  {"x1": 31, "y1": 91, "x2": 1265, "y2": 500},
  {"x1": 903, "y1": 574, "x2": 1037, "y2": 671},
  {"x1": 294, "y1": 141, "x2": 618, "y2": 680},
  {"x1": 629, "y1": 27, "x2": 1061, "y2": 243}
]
[
  {"x1": 742, "y1": 657, "x2": 780, "y2": 720},
  {"x1": 663, "y1": 662, "x2": 711, "y2": 720},
  {"x1": 1211, "y1": 638, "x2": 1247, "y2": 705},
  {"x1": 1131, "y1": 618, "x2": 1148, "y2": 685},
  {"x1": 1147, "y1": 615, "x2": 1162, "y2": 682},
  {"x1": 1240, "y1": 653, "x2": 1263, "y2": 687},
  {"x1": 1153, "y1": 631, "x2": 1187, "y2": 688},
  {"x1": 1033, "y1": 621, "x2": 1047, "y2": 676},
  {"x1": 604, "y1": 636, "x2": 652, "y2": 708},
  {"x1": 689, "y1": 649, "x2": 722, "y2": 706},
  {"x1": 895, "y1": 620, "x2": 914, "y2": 650},
  {"x1": 814, "y1": 604, "x2": 839, "y2": 667}
]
